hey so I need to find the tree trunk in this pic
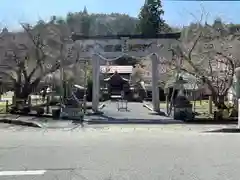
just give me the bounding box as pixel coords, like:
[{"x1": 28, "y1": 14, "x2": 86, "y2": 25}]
[
  {"x1": 216, "y1": 95, "x2": 227, "y2": 110},
  {"x1": 12, "y1": 82, "x2": 35, "y2": 112},
  {"x1": 212, "y1": 94, "x2": 227, "y2": 121},
  {"x1": 208, "y1": 96, "x2": 213, "y2": 114}
]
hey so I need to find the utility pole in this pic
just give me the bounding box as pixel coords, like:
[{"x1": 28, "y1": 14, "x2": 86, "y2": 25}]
[{"x1": 59, "y1": 42, "x2": 65, "y2": 107}]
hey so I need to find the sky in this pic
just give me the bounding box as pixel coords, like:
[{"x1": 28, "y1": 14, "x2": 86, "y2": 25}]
[{"x1": 0, "y1": 0, "x2": 240, "y2": 31}]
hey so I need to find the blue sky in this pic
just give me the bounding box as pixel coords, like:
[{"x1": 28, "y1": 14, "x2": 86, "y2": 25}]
[{"x1": 0, "y1": 0, "x2": 239, "y2": 31}]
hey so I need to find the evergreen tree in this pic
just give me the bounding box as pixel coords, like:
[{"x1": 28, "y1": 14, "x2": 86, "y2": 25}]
[
  {"x1": 137, "y1": 0, "x2": 168, "y2": 35},
  {"x1": 80, "y1": 6, "x2": 91, "y2": 36}
]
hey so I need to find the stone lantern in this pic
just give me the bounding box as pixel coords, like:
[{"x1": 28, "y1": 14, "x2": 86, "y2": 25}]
[{"x1": 173, "y1": 76, "x2": 194, "y2": 121}]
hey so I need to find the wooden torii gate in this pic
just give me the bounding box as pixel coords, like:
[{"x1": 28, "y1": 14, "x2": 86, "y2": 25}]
[{"x1": 71, "y1": 33, "x2": 181, "y2": 112}]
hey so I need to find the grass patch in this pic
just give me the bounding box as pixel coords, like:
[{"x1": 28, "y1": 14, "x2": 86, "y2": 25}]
[
  {"x1": 161, "y1": 100, "x2": 236, "y2": 119},
  {"x1": 0, "y1": 102, "x2": 7, "y2": 113},
  {"x1": 160, "y1": 100, "x2": 217, "y2": 118}
]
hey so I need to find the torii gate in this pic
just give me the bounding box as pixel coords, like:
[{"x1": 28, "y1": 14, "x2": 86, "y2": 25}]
[{"x1": 71, "y1": 33, "x2": 181, "y2": 112}]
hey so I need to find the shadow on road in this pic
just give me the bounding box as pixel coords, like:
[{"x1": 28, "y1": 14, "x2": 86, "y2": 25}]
[{"x1": 204, "y1": 128, "x2": 240, "y2": 133}]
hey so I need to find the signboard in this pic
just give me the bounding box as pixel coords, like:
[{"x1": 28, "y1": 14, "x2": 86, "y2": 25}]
[{"x1": 60, "y1": 107, "x2": 84, "y2": 120}]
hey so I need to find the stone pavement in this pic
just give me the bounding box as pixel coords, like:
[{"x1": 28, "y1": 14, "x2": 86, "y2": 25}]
[
  {"x1": 0, "y1": 113, "x2": 180, "y2": 129},
  {"x1": 0, "y1": 101, "x2": 237, "y2": 131},
  {"x1": 0, "y1": 102, "x2": 182, "y2": 128},
  {"x1": 86, "y1": 101, "x2": 182, "y2": 124}
]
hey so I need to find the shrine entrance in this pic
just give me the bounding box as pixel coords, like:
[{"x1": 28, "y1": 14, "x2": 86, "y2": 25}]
[
  {"x1": 104, "y1": 71, "x2": 130, "y2": 99},
  {"x1": 71, "y1": 33, "x2": 181, "y2": 113}
]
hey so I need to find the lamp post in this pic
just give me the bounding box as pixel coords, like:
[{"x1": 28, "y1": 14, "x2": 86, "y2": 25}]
[
  {"x1": 83, "y1": 60, "x2": 88, "y2": 114},
  {"x1": 58, "y1": 36, "x2": 75, "y2": 120}
]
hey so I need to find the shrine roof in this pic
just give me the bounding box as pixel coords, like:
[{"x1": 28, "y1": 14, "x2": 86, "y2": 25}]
[{"x1": 100, "y1": 65, "x2": 133, "y2": 74}]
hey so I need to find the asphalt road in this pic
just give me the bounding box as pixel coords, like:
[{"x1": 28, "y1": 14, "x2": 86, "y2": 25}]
[{"x1": 0, "y1": 124, "x2": 240, "y2": 180}]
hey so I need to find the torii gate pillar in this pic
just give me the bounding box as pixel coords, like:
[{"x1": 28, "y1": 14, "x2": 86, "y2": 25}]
[
  {"x1": 151, "y1": 53, "x2": 160, "y2": 112},
  {"x1": 92, "y1": 54, "x2": 100, "y2": 112}
]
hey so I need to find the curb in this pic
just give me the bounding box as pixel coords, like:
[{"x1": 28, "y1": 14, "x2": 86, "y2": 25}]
[
  {"x1": 85, "y1": 111, "x2": 104, "y2": 116},
  {"x1": 204, "y1": 128, "x2": 240, "y2": 133},
  {"x1": 186, "y1": 119, "x2": 237, "y2": 125},
  {"x1": 85, "y1": 120, "x2": 183, "y2": 125},
  {"x1": 0, "y1": 118, "x2": 42, "y2": 128}
]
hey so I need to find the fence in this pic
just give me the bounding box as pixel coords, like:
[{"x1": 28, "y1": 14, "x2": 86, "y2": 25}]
[{"x1": 0, "y1": 94, "x2": 46, "y2": 114}]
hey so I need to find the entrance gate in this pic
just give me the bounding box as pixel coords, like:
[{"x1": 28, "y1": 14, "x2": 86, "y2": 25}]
[{"x1": 71, "y1": 33, "x2": 180, "y2": 112}]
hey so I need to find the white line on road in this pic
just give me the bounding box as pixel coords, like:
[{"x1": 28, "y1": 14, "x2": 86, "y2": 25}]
[{"x1": 0, "y1": 170, "x2": 46, "y2": 176}]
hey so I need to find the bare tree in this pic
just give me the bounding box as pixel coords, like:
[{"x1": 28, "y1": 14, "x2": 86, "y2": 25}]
[
  {"x1": 0, "y1": 22, "x2": 75, "y2": 107},
  {"x1": 170, "y1": 20, "x2": 240, "y2": 111},
  {"x1": 100, "y1": 61, "x2": 111, "y2": 81},
  {"x1": 130, "y1": 63, "x2": 145, "y2": 85},
  {"x1": 130, "y1": 63, "x2": 147, "y2": 100}
]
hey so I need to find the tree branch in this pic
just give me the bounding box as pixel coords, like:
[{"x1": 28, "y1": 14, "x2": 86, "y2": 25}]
[
  {"x1": 27, "y1": 54, "x2": 47, "y2": 82},
  {"x1": 21, "y1": 23, "x2": 46, "y2": 64},
  {"x1": 20, "y1": 23, "x2": 51, "y2": 84},
  {"x1": 216, "y1": 51, "x2": 235, "y2": 94},
  {"x1": 31, "y1": 61, "x2": 61, "y2": 88},
  {"x1": 188, "y1": 32, "x2": 202, "y2": 60},
  {"x1": 0, "y1": 71, "x2": 17, "y2": 83}
]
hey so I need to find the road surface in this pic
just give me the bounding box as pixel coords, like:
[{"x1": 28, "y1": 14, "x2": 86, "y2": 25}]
[{"x1": 0, "y1": 123, "x2": 239, "y2": 180}]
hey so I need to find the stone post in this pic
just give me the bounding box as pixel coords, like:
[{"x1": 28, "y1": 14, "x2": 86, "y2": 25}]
[
  {"x1": 28, "y1": 96, "x2": 32, "y2": 106},
  {"x1": 92, "y1": 54, "x2": 100, "y2": 112},
  {"x1": 12, "y1": 95, "x2": 16, "y2": 106},
  {"x1": 235, "y1": 67, "x2": 240, "y2": 128},
  {"x1": 235, "y1": 67, "x2": 240, "y2": 99},
  {"x1": 164, "y1": 88, "x2": 169, "y2": 114},
  {"x1": 238, "y1": 98, "x2": 240, "y2": 129},
  {"x1": 151, "y1": 53, "x2": 160, "y2": 112},
  {"x1": 208, "y1": 96, "x2": 213, "y2": 114},
  {"x1": 6, "y1": 100, "x2": 9, "y2": 113},
  {"x1": 46, "y1": 96, "x2": 50, "y2": 114}
]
